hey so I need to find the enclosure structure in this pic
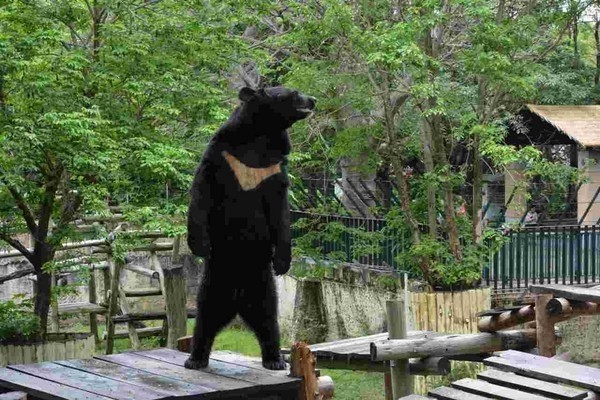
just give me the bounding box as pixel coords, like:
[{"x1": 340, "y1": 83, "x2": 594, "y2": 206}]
[{"x1": 490, "y1": 104, "x2": 600, "y2": 226}]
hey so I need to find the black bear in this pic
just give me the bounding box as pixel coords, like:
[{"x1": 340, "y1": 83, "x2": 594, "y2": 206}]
[{"x1": 185, "y1": 86, "x2": 316, "y2": 370}]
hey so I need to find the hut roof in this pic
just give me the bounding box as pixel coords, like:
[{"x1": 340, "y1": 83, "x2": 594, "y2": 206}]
[{"x1": 526, "y1": 104, "x2": 600, "y2": 148}]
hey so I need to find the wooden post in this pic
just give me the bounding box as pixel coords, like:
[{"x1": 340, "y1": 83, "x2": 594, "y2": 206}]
[
  {"x1": 535, "y1": 293, "x2": 556, "y2": 357},
  {"x1": 386, "y1": 299, "x2": 412, "y2": 398},
  {"x1": 290, "y1": 342, "x2": 318, "y2": 400},
  {"x1": 88, "y1": 269, "x2": 99, "y2": 343},
  {"x1": 118, "y1": 286, "x2": 140, "y2": 349},
  {"x1": 160, "y1": 263, "x2": 187, "y2": 349},
  {"x1": 150, "y1": 250, "x2": 169, "y2": 342},
  {"x1": 105, "y1": 254, "x2": 123, "y2": 355}
]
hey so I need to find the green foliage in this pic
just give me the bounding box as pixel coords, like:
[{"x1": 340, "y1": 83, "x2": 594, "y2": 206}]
[{"x1": 0, "y1": 295, "x2": 41, "y2": 344}]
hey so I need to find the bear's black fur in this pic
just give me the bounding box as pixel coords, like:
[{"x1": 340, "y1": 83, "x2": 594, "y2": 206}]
[{"x1": 185, "y1": 86, "x2": 316, "y2": 370}]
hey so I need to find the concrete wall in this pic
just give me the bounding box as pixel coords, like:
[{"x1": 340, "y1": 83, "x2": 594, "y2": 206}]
[{"x1": 557, "y1": 314, "x2": 600, "y2": 366}]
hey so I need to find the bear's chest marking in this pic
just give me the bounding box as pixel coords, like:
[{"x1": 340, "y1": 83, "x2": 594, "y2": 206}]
[{"x1": 222, "y1": 151, "x2": 281, "y2": 191}]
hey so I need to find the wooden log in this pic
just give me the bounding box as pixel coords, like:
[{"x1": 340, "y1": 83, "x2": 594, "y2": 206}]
[
  {"x1": 290, "y1": 341, "x2": 319, "y2": 400},
  {"x1": 130, "y1": 243, "x2": 173, "y2": 252},
  {"x1": 317, "y1": 376, "x2": 334, "y2": 400},
  {"x1": 478, "y1": 305, "x2": 535, "y2": 332},
  {"x1": 0, "y1": 239, "x2": 108, "y2": 259},
  {"x1": 386, "y1": 299, "x2": 412, "y2": 398},
  {"x1": 112, "y1": 309, "x2": 197, "y2": 323},
  {"x1": 102, "y1": 327, "x2": 163, "y2": 340},
  {"x1": 535, "y1": 293, "x2": 556, "y2": 357},
  {"x1": 88, "y1": 270, "x2": 99, "y2": 343},
  {"x1": 122, "y1": 263, "x2": 159, "y2": 279},
  {"x1": 105, "y1": 255, "x2": 124, "y2": 355},
  {"x1": 371, "y1": 329, "x2": 540, "y2": 361},
  {"x1": 122, "y1": 288, "x2": 162, "y2": 297},
  {"x1": 160, "y1": 263, "x2": 187, "y2": 349},
  {"x1": 547, "y1": 297, "x2": 600, "y2": 318}
]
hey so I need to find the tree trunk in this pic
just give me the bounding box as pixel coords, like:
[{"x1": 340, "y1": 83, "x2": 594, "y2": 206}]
[
  {"x1": 34, "y1": 269, "x2": 52, "y2": 338},
  {"x1": 418, "y1": 118, "x2": 438, "y2": 239},
  {"x1": 472, "y1": 135, "x2": 483, "y2": 242}
]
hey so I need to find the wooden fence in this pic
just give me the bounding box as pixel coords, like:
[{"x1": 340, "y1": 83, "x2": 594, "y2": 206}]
[
  {"x1": 409, "y1": 288, "x2": 491, "y2": 395},
  {"x1": 0, "y1": 333, "x2": 95, "y2": 367},
  {"x1": 409, "y1": 288, "x2": 491, "y2": 334}
]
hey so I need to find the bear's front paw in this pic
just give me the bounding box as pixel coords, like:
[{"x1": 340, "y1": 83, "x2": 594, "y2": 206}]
[
  {"x1": 272, "y1": 258, "x2": 291, "y2": 275},
  {"x1": 184, "y1": 357, "x2": 209, "y2": 369}
]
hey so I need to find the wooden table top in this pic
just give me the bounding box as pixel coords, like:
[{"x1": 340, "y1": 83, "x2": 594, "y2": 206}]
[{"x1": 0, "y1": 348, "x2": 300, "y2": 400}]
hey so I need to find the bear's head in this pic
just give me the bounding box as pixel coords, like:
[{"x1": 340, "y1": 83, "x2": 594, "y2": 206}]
[{"x1": 238, "y1": 86, "x2": 316, "y2": 130}]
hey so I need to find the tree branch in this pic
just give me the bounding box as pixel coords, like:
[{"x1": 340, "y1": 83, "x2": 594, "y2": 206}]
[
  {"x1": 5, "y1": 185, "x2": 38, "y2": 234},
  {"x1": 0, "y1": 232, "x2": 33, "y2": 263}
]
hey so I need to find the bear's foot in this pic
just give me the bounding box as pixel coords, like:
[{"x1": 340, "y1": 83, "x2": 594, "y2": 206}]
[
  {"x1": 262, "y1": 356, "x2": 287, "y2": 371},
  {"x1": 184, "y1": 356, "x2": 209, "y2": 369}
]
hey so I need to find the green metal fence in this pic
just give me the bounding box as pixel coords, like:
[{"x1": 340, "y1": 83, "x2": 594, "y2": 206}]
[
  {"x1": 292, "y1": 211, "x2": 600, "y2": 289},
  {"x1": 290, "y1": 211, "x2": 411, "y2": 270},
  {"x1": 485, "y1": 225, "x2": 600, "y2": 290}
]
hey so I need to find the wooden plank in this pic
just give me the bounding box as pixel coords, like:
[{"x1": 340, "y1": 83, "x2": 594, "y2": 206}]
[
  {"x1": 0, "y1": 367, "x2": 112, "y2": 400},
  {"x1": 428, "y1": 293, "x2": 437, "y2": 332},
  {"x1": 398, "y1": 395, "x2": 430, "y2": 400},
  {"x1": 21, "y1": 346, "x2": 33, "y2": 365},
  {"x1": 483, "y1": 350, "x2": 600, "y2": 392},
  {"x1": 478, "y1": 369, "x2": 588, "y2": 400},
  {"x1": 55, "y1": 358, "x2": 213, "y2": 397},
  {"x1": 529, "y1": 284, "x2": 600, "y2": 303},
  {"x1": 0, "y1": 392, "x2": 26, "y2": 400},
  {"x1": 56, "y1": 303, "x2": 107, "y2": 315},
  {"x1": 452, "y1": 377, "x2": 553, "y2": 399},
  {"x1": 443, "y1": 291, "x2": 452, "y2": 333},
  {"x1": 117, "y1": 287, "x2": 140, "y2": 350},
  {"x1": 428, "y1": 386, "x2": 489, "y2": 400},
  {"x1": 453, "y1": 291, "x2": 464, "y2": 334},
  {"x1": 436, "y1": 292, "x2": 446, "y2": 333},
  {"x1": 8, "y1": 362, "x2": 167, "y2": 400},
  {"x1": 135, "y1": 348, "x2": 297, "y2": 387},
  {"x1": 95, "y1": 352, "x2": 261, "y2": 394}
]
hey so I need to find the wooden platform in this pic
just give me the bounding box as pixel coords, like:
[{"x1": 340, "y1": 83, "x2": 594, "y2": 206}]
[
  {"x1": 281, "y1": 330, "x2": 495, "y2": 372},
  {"x1": 399, "y1": 350, "x2": 600, "y2": 399},
  {"x1": 0, "y1": 348, "x2": 301, "y2": 400}
]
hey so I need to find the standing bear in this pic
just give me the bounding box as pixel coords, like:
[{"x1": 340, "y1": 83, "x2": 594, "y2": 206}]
[{"x1": 185, "y1": 86, "x2": 316, "y2": 370}]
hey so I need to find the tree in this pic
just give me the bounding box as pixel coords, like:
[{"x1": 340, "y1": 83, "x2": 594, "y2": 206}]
[{"x1": 0, "y1": 0, "x2": 262, "y2": 336}]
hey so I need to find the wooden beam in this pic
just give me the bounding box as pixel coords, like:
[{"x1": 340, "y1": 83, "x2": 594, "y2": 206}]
[
  {"x1": 160, "y1": 262, "x2": 187, "y2": 349},
  {"x1": 530, "y1": 284, "x2": 600, "y2": 303},
  {"x1": 122, "y1": 263, "x2": 159, "y2": 279},
  {"x1": 371, "y1": 329, "x2": 540, "y2": 361},
  {"x1": 535, "y1": 293, "x2": 556, "y2": 357}
]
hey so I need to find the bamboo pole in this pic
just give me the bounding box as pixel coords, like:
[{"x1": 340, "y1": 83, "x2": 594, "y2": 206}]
[{"x1": 386, "y1": 299, "x2": 412, "y2": 398}]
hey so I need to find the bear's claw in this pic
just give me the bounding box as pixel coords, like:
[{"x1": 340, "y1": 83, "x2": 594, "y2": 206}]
[{"x1": 262, "y1": 357, "x2": 287, "y2": 370}]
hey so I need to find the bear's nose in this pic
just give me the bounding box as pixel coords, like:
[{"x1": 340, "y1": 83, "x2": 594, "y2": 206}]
[{"x1": 307, "y1": 96, "x2": 317, "y2": 109}]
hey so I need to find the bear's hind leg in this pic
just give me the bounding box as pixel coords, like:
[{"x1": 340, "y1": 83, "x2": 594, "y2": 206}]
[
  {"x1": 238, "y1": 273, "x2": 286, "y2": 371},
  {"x1": 185, "y1": 273, "x2": 236, "y2": 369}
]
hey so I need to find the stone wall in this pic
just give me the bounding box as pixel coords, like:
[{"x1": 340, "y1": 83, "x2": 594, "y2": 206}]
[{"x1": 557, "y1": 314, "x2": 600, "y2": 366}]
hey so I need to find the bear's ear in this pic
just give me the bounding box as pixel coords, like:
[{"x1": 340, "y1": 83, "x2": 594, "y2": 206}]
[{"x1": 238, "y1": 87, "x2": 256, "y2": 102}]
